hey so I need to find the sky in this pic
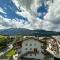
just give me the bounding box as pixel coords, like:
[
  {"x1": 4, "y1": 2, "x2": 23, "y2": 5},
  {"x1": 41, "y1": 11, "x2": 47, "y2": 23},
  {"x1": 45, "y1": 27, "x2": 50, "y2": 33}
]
[{"x1": 0, "y1": 0, "x2": 60, "y2": 32}]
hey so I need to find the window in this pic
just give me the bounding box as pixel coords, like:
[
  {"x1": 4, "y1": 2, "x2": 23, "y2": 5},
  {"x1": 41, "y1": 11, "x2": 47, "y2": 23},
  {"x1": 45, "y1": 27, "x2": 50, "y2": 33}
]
[
  {"x1": 30, "y1": 48, "x2": 32, "y2": 50},
  {"x1": 25, "y1": 48, "x2": 28, "y2": 50},
  {"x1": 30, "y1": 44, "x2": 32, "y2": 46},
  {"x1": 25, "y1": 44, "x2": 28, "y2": 46},
  {"x1": 34, "y1": 48, "x2": 37, "y2": 52}
]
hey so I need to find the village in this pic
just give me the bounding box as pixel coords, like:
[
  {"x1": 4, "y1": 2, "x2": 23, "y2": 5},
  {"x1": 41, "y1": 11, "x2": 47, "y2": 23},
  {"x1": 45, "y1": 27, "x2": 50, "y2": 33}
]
[
  {"x1": 0, "y1": 0, "x2": 60, "y2": 60},
  {"x1": 0, "y1": 35, "x2": 60, "y2": 60}
]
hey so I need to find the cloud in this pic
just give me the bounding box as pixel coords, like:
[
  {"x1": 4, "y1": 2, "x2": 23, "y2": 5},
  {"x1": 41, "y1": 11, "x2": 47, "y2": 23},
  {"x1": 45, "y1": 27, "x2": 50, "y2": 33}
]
[
  {"x1": 16, "y1": 0, "x2": 40, "y2": 11},
  {"x1": 0, "y1": 7, "x2": 6, "y2": 14},
  {"x1": 0, "y1": 0, "x2": 60, "y2": 32},
  {"x1": 0, "y1": 0, "x2": 53, "y2": 30},
  {"x1": 43, "y1": 0, "x2": 60, "y2": 31}
]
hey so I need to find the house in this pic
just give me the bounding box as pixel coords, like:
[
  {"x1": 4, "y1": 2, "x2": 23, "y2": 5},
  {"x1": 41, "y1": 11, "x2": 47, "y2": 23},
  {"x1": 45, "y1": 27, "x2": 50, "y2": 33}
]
[
  {"x1": 13, "y1": 37, "x2": 44, "y2": 60},
  {"x1": 46, "y1": 36, "x2": 60, "y2": 60}
]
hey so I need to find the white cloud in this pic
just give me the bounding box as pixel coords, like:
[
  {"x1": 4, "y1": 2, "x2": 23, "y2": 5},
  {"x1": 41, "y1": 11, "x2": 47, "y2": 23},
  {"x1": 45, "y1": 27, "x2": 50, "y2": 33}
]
[
  {"x1": 0, "y1": 0, "x2": 52, "y2": 30},
  {"x1": 43, "y1": 0, "x2": 60, "y2": 31},
  {"x1": 0, "y1": 25, "x2": 9, "y2": 29},
  {"x1": 12, "y1": 0, "x2": 20, "y2": 8},
  {"x1": 0, "y1": 0, "x2": 60, "y2": 32},
  {"x1": 0, "y1": 7, "x2": 6, "y2": 14}
]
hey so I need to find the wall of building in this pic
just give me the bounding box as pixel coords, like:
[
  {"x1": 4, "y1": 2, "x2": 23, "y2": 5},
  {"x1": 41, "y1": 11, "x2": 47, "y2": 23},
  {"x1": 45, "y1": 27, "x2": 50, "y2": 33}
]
[{"x1": 20, "y1": 39, "x2": 44, "y2": 60}]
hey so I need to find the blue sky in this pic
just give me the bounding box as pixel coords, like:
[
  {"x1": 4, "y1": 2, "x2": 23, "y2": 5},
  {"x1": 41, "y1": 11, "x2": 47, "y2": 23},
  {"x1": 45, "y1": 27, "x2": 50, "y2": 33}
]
[
  {"x1": 0, "y1": 0, "x2": 60, "y2": 32},
  {"x1": 0, "y1": 0, "x2": 48, "y2": 20},
  {"x1": 0, "y1": 0, "x2": 27, "y2": 21},
  {"x1": 37, "y1": 2, "x2": 48, "y2": 19}
]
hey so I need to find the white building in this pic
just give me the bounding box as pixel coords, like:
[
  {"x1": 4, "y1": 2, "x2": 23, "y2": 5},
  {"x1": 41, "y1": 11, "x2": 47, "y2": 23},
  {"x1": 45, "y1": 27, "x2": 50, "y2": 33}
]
[{"x1": 14, "y1": 37, "x2": 44, "y2": 60}]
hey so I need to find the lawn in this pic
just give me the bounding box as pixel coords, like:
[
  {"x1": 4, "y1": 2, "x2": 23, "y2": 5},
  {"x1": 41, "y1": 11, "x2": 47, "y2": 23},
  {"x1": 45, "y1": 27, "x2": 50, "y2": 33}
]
[
  {"x1": 0, "y1": 35, "x2": 7, "y2": 42},
  {"x1": 6, "y1": 49, "x2": 16, "y2": 57}
]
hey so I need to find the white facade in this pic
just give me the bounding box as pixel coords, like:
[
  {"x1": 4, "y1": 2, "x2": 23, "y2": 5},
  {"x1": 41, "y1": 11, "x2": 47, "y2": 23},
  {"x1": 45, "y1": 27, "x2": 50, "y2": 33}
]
[
  {"x1": 14, "y1": 37, "x2": 55, "y2": 60},
  {"x1": 18, "y1": 39, "x2": 44, "y2": 60}
]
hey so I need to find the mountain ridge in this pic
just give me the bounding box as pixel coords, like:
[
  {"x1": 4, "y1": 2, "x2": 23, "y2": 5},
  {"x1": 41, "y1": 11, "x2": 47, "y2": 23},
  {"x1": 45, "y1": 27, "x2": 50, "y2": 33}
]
[{"x1": 0, "y1": 28, "x2": 60, "y2": 36}]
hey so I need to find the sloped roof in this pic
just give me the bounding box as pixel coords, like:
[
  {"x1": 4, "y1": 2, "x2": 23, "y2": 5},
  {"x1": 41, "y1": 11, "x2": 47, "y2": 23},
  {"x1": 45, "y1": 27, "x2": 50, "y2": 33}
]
[{"x1": 52, "y1": 36, "x2": 60, "y2": 42}]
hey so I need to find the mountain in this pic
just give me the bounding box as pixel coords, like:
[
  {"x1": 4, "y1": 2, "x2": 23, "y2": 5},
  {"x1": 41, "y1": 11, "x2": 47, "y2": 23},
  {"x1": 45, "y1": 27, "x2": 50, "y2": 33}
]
[
  {"x1": 0, "y1": 28, "x2": 32, "y2": 36},
  {"x1": 0, "y1": 28, "x2": 60, "y2": 36},
  {"x1": 33, "y1": 29, "x2": 60, "y2": 37}
]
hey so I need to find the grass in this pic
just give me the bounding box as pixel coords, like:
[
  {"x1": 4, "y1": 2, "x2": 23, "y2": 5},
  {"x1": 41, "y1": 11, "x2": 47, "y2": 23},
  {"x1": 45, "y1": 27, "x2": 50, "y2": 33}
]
[
  {"x1": 6, "y1": 49, "x2": 16, "y2": 57},
  {"x1": 0, "y1": 35, "x2": 7, "y2": 38},
  {"x1": 0, "y1": 35, "x2": 7, "y2": 42}
]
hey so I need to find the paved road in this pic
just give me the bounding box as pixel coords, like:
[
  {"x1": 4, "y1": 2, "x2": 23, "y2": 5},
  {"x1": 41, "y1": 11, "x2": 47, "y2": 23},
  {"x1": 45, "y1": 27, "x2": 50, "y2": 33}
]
[{"x1": 0, "y1": 44, "x2": 13, "y2": 57}]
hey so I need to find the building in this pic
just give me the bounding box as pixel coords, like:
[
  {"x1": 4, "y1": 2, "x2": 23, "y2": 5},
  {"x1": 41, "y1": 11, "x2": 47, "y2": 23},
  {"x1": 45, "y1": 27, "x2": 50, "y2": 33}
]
[
  {"x1": 46, "y1": 36, "x2": 60, "y2": 60},
  {"x1": 14, "y1": 36, "x2": 60, "y2": 60},
  {"x1": 14, "y1": 37, "x2": 44, "y2": 60}
]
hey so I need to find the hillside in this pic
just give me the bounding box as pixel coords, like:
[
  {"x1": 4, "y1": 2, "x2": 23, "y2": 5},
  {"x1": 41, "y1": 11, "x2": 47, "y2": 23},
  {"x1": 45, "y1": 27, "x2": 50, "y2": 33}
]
[{"x1": 0, "y1": 28, "x2": 60, "y2": 36}]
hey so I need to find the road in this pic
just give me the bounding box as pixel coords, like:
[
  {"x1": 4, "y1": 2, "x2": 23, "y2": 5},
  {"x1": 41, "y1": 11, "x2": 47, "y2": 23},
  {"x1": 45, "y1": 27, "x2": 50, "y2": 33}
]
[{"x1": 0, "y1": 44, "x2": 13, "y2": 57}]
